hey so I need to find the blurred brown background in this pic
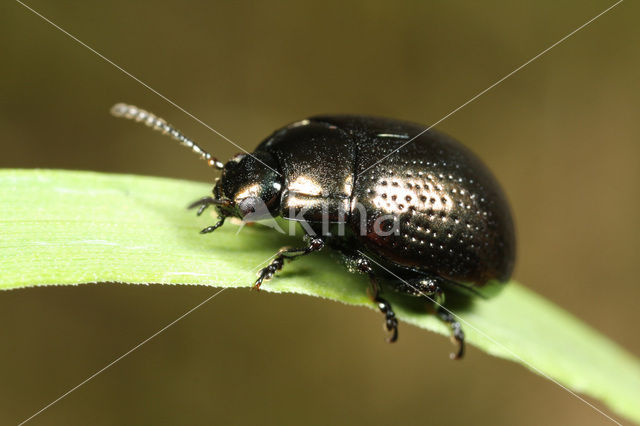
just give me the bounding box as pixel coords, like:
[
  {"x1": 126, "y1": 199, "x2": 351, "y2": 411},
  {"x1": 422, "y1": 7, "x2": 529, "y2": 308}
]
[{"x1": 1, "y1": 1, "x2": 639, "y2": 425}]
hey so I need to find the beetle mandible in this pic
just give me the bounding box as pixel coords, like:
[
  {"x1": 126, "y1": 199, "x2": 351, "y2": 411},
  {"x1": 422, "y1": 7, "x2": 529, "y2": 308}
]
[{"x1": 111, "y1": 103, "x2": 516, "y2": 359}]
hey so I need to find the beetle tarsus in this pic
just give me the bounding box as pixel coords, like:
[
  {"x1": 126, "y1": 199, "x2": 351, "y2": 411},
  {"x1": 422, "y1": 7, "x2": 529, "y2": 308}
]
[
  {"x1": 253, "y1": 257, "x2": 284, "y2": 291},
  {"x1": 437, "y1": 308, "x2": 465, "y2": 359},
  {"x1": 358, "y1": 258, "x2": 399, "y2": 343},
  {"x1": 253, "y1": 238, "x2": 324, "y2": 290},
  {"x1": 200, "y1": 217, "x2": 225, "y2": 234},
  {"x1": 378, "y1": 297, "x2": 399, "y2": 343}
]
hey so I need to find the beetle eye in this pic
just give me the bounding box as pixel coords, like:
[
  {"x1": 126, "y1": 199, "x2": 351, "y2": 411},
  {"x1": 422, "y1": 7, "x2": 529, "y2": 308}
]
[{"x1": 238, "y1": 197, "x2": 271, "y2": 221}]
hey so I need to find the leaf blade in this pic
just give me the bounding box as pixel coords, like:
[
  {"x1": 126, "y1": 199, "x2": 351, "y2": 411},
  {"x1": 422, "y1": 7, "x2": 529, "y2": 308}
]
[{"x1": 1, "y1": 169, "x2": 638, "y2": 423}]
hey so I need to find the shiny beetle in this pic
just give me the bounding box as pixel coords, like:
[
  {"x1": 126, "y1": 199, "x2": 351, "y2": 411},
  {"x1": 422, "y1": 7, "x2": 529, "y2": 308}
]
[{"x1": 111, "y1": 103, "x2": 516, "y2": 358}]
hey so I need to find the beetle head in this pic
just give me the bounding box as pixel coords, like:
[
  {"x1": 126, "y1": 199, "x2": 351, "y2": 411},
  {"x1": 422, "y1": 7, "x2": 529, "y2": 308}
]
[{"x1": 214, "y1": 152, "x2": 283, "y2": 221}]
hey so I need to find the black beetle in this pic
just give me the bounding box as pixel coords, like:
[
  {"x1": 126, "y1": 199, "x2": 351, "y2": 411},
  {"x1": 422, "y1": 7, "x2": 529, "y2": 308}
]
[{"x1": 111, "y1": 103, "x2": 516, "y2": 358}]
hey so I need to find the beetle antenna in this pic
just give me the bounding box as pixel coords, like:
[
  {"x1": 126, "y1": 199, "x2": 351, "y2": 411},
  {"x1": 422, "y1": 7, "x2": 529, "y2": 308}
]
[{"x1": 110, "y1": 103, "x2": 224, "y2": 169}]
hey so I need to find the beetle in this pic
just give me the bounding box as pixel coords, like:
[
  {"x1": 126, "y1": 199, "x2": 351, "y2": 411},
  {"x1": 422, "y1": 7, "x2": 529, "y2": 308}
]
[{"x1": 111, "y1": 103, "x2": 516, "y2": 359}]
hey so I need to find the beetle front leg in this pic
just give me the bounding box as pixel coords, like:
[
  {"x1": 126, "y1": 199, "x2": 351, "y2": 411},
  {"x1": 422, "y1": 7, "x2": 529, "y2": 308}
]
[
  {"x1": 186, "y1": 196, "x2": 229, "y2": 234},
  {"x1": 200, "y1": 216, "x2": 226, "y2": 234},
  {"x1": 253, "y1": 237, "x2": 325, "y2": 290},
  {"x1": 188, "y1": 196, "x2": 233, "y2": 218},
  {"x1": 188, "y1": 196, "x2": 217, "y2": 216},
  {"x1": 356, "y1": 258, "x2": 398, "y2": 343}
]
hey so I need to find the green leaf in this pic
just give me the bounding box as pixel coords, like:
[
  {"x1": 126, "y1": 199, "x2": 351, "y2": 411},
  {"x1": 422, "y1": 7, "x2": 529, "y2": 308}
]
[{"x1": 1, "y1": 169, "x2": 639, "y2": 423}]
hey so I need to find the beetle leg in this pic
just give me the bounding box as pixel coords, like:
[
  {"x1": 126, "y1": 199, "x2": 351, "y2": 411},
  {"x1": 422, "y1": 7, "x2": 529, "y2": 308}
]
[
  {"x1": 189, "y1": 197, "x2": 230, "y2": 234},
  {"x1": 200, "y1": 216, "x2": 226, "y2": 234},
  {"x1": 253, "y1": 237, "x2": 324, "y2": 290},
  {"x1": 188, "y1": 196, "x2": 217, "y2": 216},
  {"x1": 393, "y1": 276, "x2": 463, "y2": 358},
  {"x1": 356, "y1": 258, "x2": 398, "y2": 343},
  {"x1": 437, "y1": 308, "x2": 465, "y2": 360},
  {"x1": 188, "y1": 196, "x2": 233, "y2": 216}
]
